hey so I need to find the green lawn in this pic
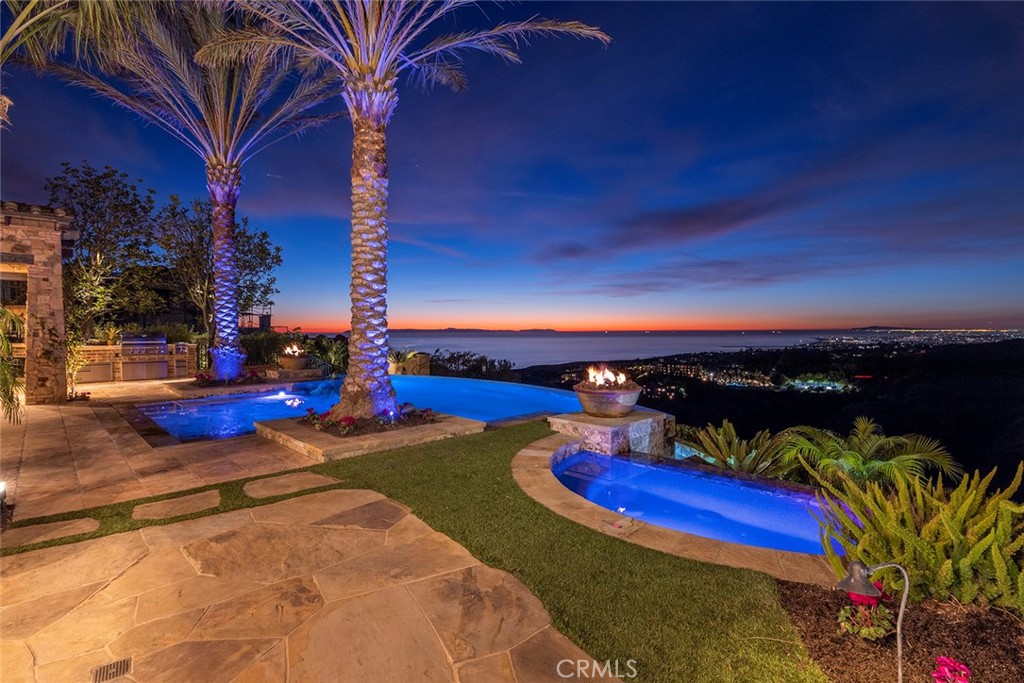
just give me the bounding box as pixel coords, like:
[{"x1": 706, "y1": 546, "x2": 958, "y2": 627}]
[
  {"x1": 3, "y1": 420, "x2": 827, "y2": 682},
  {"x1": 311, "y1": 421, "x2": 827, "y2": 683}
]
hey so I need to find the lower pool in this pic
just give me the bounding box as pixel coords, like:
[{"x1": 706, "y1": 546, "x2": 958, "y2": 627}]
[
  {"x1": 553, "y1": 451, "x2": 836, "y2": 555},
  {"x1": 138, "y1": 375, "x2": 584, "y2": 441}
]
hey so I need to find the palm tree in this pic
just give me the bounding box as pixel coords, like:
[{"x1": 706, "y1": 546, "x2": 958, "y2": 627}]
[
  {"x1": 783, "y1": 416, "x2": 963, "y2": 487},
  {"x1": 35, "y1": 1, "x2": 339, "y2": 379},
  {"x1": 1, "y1": 0, "x2": 133, "y2": 126},
  {"x1": 677, "y1": 420, "x2": 797, "y2": 479},
  {"x1": 0, "y1": 304, "x2": 25, "y2": 423},
  {"x1": 198, "y1": 0, "x2": 609, "y2": 417}
]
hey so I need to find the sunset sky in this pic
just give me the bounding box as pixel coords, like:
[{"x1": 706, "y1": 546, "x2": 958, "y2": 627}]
[{"x1": 2, "y1": 2, "x2": 1022, "y2": 332}]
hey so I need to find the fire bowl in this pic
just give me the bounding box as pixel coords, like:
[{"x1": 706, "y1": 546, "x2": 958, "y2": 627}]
[
  {"x1": 279, "y1": 355, "x2": 309, "y2": 371},
  {"x1": 573, "y1": 383, "x2": 642, "y2": 418}
]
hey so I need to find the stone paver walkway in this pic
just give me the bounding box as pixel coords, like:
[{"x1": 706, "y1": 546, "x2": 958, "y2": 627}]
[
  {"x1": 0, "y1": 489, "x2": 616, "y2": 682},
  {"x1": 0, "y1": 518, "x2": 100, "y2": 547},
  {"x1": 242, "y1": 472, "x2": 339, "y2": 498},
  {"x1": 132, "y1": 490, "x2": 222, "y2": 521}
]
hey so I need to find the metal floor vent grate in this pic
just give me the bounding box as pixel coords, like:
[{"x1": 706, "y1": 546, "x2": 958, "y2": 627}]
[{"x1": 91, "y1": 657, "x2": 132, "y2": 683}]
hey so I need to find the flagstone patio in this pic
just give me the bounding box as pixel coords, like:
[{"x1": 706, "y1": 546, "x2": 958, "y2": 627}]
[
  {"x1": 0, "y1": 488, "x2": 618, "y2": 682},
  {"x1": 0, "y1": 381, "x2": 322, "y2": 520}
]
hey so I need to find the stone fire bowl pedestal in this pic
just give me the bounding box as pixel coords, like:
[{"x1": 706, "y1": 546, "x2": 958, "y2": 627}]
[
  {"x1": 572, "y1": 384, "x2": 642, "y2": 418},
  {"x1": 279, "y1": 355, "x2": 309, "y2": 371}
]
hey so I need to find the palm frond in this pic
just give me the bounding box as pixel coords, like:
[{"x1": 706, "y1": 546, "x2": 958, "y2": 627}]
[
  {"x1": 404, "y1": 18, "x2": 610, "y2": 71},
  {"x1": 786, "y1": 417, "x2": 963, "y2": 488},
  {"x1": 195, "y1": 26, "x2": 311, "y2": 68},
  {"x1": 29, "y1": 1, "x2": 340, "y2": 169},
  {"x1": 2, "y1": 0, "x2": 141, "y2": 68}
]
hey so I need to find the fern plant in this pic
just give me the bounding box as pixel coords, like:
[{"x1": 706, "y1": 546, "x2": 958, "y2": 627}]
[
  {"x1": 676, "y1": 420, "x2": 797, "y2": 479},
  {"x1": 813, "y1": 462, "x2": 1024, "y2": 614}
]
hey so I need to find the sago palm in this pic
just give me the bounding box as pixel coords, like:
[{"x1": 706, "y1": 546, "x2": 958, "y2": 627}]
[
  {"x1": 783, "y1": 416, "x2": 963, "y2": 487},
  {"x1": 677, "y1": 420, "x2": 797, "y2": 479},
  {"x1": 36, "y1": 1, "x2": 339, "y2": 379},
  {"x1": 198, "y1": 0, "x2": 609, "y2": 417},
  {"x1": 0, "y1": 304, "x2": 25, "y2": 423}
]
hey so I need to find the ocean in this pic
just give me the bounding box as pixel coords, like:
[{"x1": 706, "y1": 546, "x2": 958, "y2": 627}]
[{"x1": 351, "y1": 329, "x2": 882, "y2": 368}]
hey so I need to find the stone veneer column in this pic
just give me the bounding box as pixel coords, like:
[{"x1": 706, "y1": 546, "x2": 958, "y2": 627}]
[{"x1": 1, "y1": 202, "x2": 73, "y2": 404}]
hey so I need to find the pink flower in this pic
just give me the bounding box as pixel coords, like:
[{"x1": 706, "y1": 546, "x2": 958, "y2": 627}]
[{"x1": 932, "y1": 656, "x2": 970, "y2": 683}]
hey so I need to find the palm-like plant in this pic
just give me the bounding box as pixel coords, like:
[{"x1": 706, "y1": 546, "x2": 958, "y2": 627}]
[
  {"x1": 783, "y1": 416, "x2": 963, "y2": 487},
  {"x1": 677, "y1": 420, "x2": 797, "y2": 479},
  {"x1": 34, "y1": 1, "x2": 339, "y2": 379},
  {"x1": 1, "y1": 0, "x2": 133, "y2": 125},
  {"x1": 198, "y1": 0, "x2": 609, "y2": 417},
  {"x1": 0, "y1": 304, "x2": 25, "y2": 423}
]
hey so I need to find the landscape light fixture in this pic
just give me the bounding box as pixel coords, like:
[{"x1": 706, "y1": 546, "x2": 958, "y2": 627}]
[
  {"x1": 0, "y1": 480, "x2": 6, "y2": 503},
  {"x1": 837, "y1": 560, "x2": 910, "y2": 683}
]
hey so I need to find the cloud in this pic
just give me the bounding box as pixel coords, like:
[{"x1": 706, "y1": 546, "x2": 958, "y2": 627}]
[{"x1": 391, "y1": 235, "x2": 470, "y2": 260}]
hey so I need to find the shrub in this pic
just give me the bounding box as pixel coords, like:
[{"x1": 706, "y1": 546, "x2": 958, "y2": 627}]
[
  {"x1": 305, "y1": 334, "x2": 348, "y2": 374},
  {"x1": 144, "y1": 322, "x2": 200, "y2": 344},
  {"x1": 814, "y1": 462, "x2": 1024, "y2": 613},
  {"x1": 430, "y1": 348, "x2": 515, "y2": 380},
  {"x1": 783, "y1": 416, "x2": 963, "y2": 488},
  {"x1": 676, "y1": 420, "x2": 797, "y2": 479},
  {"x1": 239, "y1": 330, "x2": 287, "y2": 366}
]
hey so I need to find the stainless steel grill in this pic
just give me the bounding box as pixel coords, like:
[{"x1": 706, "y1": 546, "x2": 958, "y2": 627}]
[
  {"x1": 121, "y1": 336, "x2": 169, "y2": 380},
  {"x1": 121, "y1": 336, "x2": 168, "y2": 356}
]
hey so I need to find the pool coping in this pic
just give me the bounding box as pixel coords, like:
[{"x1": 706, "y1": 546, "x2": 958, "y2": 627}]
[
  {"x1": 255, "y1": 414, "x2": 487, "y2": 462},
  {"x1": 512, "y1": 434, "x2": 836, "y2": 586}
]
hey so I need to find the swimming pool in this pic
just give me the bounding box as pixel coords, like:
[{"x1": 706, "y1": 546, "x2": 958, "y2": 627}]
[
  {"x1": 553, "y1": 451, "x2": 836, "y2": 555},
  {"x1": 138, "y1": 375, "x2": 585, "y2": 441}
]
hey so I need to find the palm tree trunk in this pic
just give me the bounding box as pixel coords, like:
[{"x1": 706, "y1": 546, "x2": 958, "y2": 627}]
[
  {"x1": 334, "y1": 115, "x2": 399, "y2": 419},
  {"x1": 206, "y1": 162, "x2": 245, "y2": 380}
]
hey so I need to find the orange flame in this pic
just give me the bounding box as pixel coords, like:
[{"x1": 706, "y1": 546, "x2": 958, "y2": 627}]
[
  {"x1": 282, "y1": 344, "x2": 304, "y2": 356},
  {"x1": 586, "y1": 365, "x2": 628, "y2": 386}
]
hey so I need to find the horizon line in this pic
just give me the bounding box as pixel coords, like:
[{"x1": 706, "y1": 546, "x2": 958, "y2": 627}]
[{"x1": 268, "y1": 326, "x2": 1020, "y2": 335}]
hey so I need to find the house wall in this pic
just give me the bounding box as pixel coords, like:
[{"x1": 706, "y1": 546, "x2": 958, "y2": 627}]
[{"x1": 1, "y1": 202, "x2": 73, "y2": 404}]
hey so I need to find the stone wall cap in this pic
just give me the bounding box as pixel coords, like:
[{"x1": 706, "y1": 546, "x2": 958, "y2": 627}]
[{"x1": 1, "y1": 200, "x2": 73, "y2": 220}]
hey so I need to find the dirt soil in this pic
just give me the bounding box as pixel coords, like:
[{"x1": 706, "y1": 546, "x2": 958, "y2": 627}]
[{"x1": 778, "y1": 580, "x2": 1024, "y2": 683}]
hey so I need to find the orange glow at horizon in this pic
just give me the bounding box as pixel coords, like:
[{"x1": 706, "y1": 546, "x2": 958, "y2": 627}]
[{"x1": 272, "y1": 310, "x2": 937, "y2": 333}]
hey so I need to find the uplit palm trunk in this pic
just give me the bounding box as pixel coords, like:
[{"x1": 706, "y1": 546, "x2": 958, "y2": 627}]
[
  {"x1": 207, "y1": 162, "x2": 246, "y2": 380},
  {"x1": 334, "y1": 107, "x2": 399, "y2": 419}
]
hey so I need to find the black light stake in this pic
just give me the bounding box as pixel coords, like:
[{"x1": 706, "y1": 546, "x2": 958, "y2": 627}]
[{"x1": 837, "y1": 560, "x2": 910, "y2": 683}]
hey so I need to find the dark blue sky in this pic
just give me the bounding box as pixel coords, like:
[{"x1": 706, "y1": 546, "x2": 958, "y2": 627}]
[{"x1": 2, "y1": 2, "x2": 1022, "y2": 331}]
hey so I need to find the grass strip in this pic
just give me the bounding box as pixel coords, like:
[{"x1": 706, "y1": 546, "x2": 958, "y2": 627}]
[{"x1": 0, "y1": 477, "x2": 347, "y2": 556}]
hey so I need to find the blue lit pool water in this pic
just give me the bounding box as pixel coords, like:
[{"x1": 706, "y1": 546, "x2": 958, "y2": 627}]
[
  {"x1": 138, "y1": 375, "x2": 584, "y2": 441},
  {"x1": 553, "y1": 451, "x2": 836, "y2": 554}
]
